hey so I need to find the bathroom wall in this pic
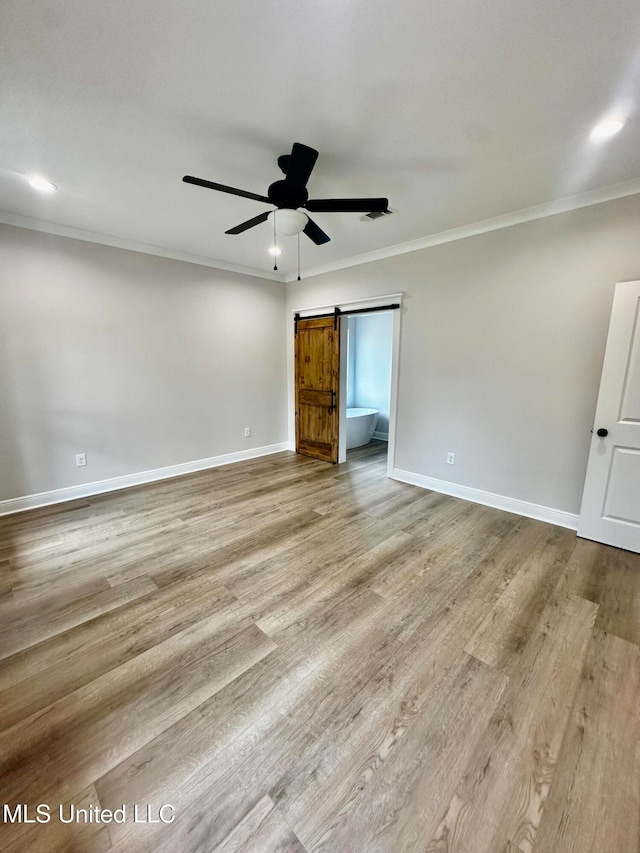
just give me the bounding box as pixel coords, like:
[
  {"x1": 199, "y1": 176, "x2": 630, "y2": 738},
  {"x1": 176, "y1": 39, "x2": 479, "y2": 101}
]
[
  {"x1": 346, "y1": 318, "x2": 356, "y2": 409},
  {"x1": 348, "y1": 312, "x2": 393, "y2": 437}
]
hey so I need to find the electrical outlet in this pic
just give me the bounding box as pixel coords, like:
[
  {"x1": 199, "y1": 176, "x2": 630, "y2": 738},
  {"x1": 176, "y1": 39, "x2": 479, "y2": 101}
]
[
  {"x1": 75, "y1": 453, "x2": 87, "y2": 467},
  {"x1": 244, "y1": 427, "x2": 251, "y2": 437},
  {"x1": 446, "y1": 452, "x2": 455, "y2": 465}
]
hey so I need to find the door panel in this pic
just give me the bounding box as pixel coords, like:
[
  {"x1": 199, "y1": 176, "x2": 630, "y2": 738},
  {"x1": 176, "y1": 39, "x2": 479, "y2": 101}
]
[
  {"x1": 619, "y1": 308, "x2": 640, "y2": 421},
  {"x1": 602, "y1": 448, "x2": 640, "y2": 523},
  {"x1": 578, "y1": 280, "x2": 640, "y2": 553},
  {"x1": 295, "y1": 316, "x2": 340, "y2": 463}
]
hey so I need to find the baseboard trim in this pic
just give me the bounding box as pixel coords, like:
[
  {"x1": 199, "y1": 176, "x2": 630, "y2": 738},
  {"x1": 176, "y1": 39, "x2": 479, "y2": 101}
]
[
  {"x1": 372, "y1": 431, "x2": 389, "y2": 441},
  {"x1": 391, "y1": 468, "x2": 579, "y2": 530},
  {"x1": 0, "y1": 442, "x2": 291, "y2": 516}
]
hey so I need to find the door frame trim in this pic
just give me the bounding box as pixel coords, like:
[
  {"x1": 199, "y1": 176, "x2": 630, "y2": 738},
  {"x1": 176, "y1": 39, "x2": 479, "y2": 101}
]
[{"x1": 290, "y1": 292, "x2": 403, "y2": 476}]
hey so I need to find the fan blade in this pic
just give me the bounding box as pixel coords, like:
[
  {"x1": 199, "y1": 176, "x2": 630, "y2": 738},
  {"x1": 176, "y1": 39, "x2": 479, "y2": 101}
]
[
  {"x1": 225, "y1": 210, "x2": 271, "y2": 235},
  {"x1": 284, "y1": 143, "x2": 319, "y2": 188},
  {"x1": 304, "y1": 217, "x2": 331, "y2": 245},
  {"x1": 183, "y1": 175, "x2": 270, "y2": 204},
  {"x1": 305, "y1": 198, "x2": 389, "y2": 213}
]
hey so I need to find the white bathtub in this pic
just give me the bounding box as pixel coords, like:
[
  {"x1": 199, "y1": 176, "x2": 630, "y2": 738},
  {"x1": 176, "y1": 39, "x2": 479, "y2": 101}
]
[{"x1": 346, "y1": 407, "x2": 379, "y2": 449}]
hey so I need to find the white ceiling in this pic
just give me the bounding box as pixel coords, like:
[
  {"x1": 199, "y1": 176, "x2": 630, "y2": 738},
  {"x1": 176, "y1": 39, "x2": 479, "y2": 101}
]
[{"x1": 1, "y1": 0, "x2": 639, "y2": 279}]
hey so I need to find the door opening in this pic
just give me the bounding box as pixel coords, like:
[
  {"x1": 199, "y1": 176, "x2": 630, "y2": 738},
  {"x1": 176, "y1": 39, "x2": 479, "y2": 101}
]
[
  {"x1": 292, "y1": 294, "x2": 402, "y2": 476},
  {"x1": 343, "y1": 310, "x2": 394, "y2": 468}
]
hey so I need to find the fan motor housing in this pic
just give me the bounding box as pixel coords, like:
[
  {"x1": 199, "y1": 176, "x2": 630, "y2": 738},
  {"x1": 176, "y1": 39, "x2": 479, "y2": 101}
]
[{"x1": 268, "y1": 180, "x2": 308, "y2": 210}]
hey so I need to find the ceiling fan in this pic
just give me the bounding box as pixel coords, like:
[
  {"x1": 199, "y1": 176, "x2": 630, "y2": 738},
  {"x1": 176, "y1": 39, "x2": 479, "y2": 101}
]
[{"x1": 183, "y1": 142, "x2": 389, "y2": 245}]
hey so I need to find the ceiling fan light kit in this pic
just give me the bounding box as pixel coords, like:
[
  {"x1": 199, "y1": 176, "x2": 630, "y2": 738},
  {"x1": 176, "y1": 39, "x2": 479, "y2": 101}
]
[
  {"x1": 183, "y1": 141, "x2": 390, "y2": 273},
  {"x1": 268, "y1": 208, "x2": 308, "y2": 236}
]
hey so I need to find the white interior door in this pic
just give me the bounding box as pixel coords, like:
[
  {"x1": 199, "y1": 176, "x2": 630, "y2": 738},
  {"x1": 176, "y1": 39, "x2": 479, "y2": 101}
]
[{"x1": 578, "y1": 279, "x2": 640, "y2": 553}]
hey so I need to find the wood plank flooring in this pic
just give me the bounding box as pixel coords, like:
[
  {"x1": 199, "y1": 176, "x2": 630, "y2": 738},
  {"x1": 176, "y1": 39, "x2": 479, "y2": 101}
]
[{"x1": 1, "y1": 441, "x2": 638, "y2": 852}]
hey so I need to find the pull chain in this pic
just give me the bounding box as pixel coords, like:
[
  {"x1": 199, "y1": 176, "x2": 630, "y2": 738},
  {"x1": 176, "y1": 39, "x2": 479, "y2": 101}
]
[
  {"x1": 273, "y1": 211, "x2": 278, "y2": 271},
  {"x1": 297, "y1": 232, "x2": 301, "y2": 281}
]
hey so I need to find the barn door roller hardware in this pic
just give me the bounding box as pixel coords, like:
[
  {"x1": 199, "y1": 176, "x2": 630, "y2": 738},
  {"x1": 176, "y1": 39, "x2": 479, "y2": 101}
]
[{"x1": 294, "y1": 303, "x2": 400, "y2": 334}]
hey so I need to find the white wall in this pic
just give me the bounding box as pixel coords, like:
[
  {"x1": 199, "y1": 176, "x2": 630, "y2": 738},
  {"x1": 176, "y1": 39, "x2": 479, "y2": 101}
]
[
  {"x1": 346, "y1": 318, "x2": 355, "y2": 409},
  {"x1": 349, "y1": 312, "x2": 393, "y2": 436},
  {"x1": 0, "y1": 224, "x2": 287, "y2": 503},
  {"x1": 286, "y1": 194, "x2": 640, "y2": 515}
]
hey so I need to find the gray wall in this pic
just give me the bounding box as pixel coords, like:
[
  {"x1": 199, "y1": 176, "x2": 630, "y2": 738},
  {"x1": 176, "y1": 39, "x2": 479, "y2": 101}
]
[
  {"x1": 0, "y1": 224, "x2": 287, "y2": 501},
  {"x1": 348, "y1": 312, "x2": 393, "y2": 435},
  {"x1": 3, "y1": 192, "x2": 639, "y2": 514},
  {"x1": 287, "y1": 194, "x2": 640, "y2": 514}
]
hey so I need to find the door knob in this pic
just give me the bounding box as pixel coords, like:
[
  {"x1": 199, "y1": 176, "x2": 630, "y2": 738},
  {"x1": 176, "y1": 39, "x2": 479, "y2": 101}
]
[{"x1": 596, "y1": 428, "x2": 608, "y2": 437}]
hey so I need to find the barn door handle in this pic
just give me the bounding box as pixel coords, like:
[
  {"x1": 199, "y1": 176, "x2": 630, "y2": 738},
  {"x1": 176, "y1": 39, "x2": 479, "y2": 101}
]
[{"x1": 328, "y1": 390, "x2": 336, "y2": 414}]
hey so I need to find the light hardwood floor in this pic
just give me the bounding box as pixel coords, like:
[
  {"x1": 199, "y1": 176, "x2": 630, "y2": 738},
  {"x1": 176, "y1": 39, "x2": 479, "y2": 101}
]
[{"x1": 1, "y1": 442, "x2": 639, "y2": 852}]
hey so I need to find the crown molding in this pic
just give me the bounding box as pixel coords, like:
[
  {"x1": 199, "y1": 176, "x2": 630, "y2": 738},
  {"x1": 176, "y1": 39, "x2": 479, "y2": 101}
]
[
  {"x1": 0, "y1": 210, "x2": 286, "y2": 283},
  {"x1": 2, "y1": 175, "x2": 639, "y2": 286},
  {"x1": 285, "y1": 176, "x2": 640, "y2": 282}
]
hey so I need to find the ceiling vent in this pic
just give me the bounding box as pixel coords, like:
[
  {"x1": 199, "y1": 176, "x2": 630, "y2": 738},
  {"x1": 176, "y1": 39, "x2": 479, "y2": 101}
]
[{"x1": 360, "y1": 209, "x2": 395, "y2": 222}]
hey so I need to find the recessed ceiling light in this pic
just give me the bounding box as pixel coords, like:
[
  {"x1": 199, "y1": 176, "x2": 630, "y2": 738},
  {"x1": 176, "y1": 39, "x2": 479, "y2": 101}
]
[
  {"x1": 28, "y1": 176, "x2": 57, "y2": 193},
  {"x1": 268, "y1": 246, "x2": 282, "y2": 256},
  {"x1": 590, "y1": 117, "x2": 626, "y2": 140}
]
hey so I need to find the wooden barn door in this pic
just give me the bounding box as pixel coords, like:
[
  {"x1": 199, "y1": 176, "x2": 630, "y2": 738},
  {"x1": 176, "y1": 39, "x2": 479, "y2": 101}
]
[{"x1": 295, "y1": 315, "x2": 340, "y2": 463}]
